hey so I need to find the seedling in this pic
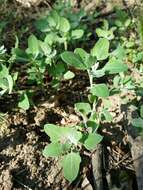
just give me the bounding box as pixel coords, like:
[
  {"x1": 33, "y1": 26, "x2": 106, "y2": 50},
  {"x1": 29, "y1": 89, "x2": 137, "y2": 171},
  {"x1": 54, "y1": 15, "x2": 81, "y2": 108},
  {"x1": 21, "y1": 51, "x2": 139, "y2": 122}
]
[
  {"x1": 35, "y1": 10, "x2": 84, "y2": 50},
  {"x1": 43, "y1": 36, "x2": 128, "y2": 182},
  {"x1": 96, "y1": 19, "x2": 115, "y2": 40},
  {"x1": 113, "y1": 9, "x2": 131, "y2": 31},
  {"x1": 0, "y1": 45, "x2": 18, "y2": 96},
  {"x1": 113, "y1": 73, "x2": 135, "y2": 92}
]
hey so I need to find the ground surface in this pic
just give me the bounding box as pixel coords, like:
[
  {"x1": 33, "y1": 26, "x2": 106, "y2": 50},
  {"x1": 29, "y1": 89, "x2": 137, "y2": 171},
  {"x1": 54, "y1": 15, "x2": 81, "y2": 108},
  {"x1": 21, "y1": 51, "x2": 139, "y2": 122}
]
[
  {"x1": 0, "y1": 71, "x2": 141, "y2": 189},
  {"x1": 0, "y1": 1, "x2": 143, "y2": 190}
]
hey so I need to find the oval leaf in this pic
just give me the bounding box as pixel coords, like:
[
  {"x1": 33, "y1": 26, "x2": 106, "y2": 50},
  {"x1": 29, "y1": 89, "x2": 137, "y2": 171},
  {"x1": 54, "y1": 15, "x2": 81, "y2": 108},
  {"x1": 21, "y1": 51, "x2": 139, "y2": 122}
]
[
  {"x1": 103, "y1": 57, "x2": 128, "y2": 74},
  {"x1": 62, "y1": 152, "x2": 81, "y2": 182},
  {"x1": 91, "y1": 38, "x2": 109, "y2": 60},
  {"x1": 91, "y1": 84, "x2": 109, "y2": 97},
  {"x1": 84, "y1": 133, "x2": 103, "y2": 150},
  {"x1": 44, "y1": 124, "x2": 62, "y2": 142},
  {"x1": 61, "y1": 51, "x2": 86, "y2": 70},
  {"x1": 75, "y1": 102, "x2": 91, "y2": 116},
  {"x1": 71, "y1": 29, "x2": 84, "y2": 39},
  {"x1": 59, "y1": 17, "x2": 70, "y2": 33},
  {"x1": 64, "y1": 71, "x2": 75, "y2": 80},
  {"x1": 28, "y1": 34, "x2": 39, "y2": 58},
  {"x1": 35, "y1": 18, "x2": 49, "y2": 32},
  {"x1": 102, "y1": 109, "x2": 113, "y2": 122},
  {"x1": 43, "y1": 143, "x2": 63, "y2": 157},
  {"x1": 18, "y1": 93, "x2": 30, "y2": 110},
  {"x1": 74, "y1": 48, "x2": 89, "y2": 62},
  {"x1": 131, "y1": 118, "x2": 143, "y2": 128}
]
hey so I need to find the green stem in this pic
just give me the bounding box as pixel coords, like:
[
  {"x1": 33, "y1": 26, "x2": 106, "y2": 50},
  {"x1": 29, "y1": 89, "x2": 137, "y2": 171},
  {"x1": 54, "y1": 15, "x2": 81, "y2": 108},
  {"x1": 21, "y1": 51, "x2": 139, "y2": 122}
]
[
  {"x1": 87, "y1": 70, "x2": 93, "y2": 89},
  {"x1": 64, "y1": 41, "x2": 68, "y2": 50},
  {"x1": 32, "y1": 60, "x2": 46, "y2": 95},
  {"x1": 91, "y1": 100, "x2": 96, "y2": 116}
]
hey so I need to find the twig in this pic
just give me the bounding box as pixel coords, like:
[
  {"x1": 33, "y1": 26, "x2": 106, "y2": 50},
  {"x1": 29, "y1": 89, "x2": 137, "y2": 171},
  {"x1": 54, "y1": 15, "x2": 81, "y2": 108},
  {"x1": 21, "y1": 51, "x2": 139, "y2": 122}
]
[
  {"x1": 13, "y1": 177, "x2": 33, "y2": 190},
  {"x1": 92, "y1": 144, "x2": 103, "y2": 190}
]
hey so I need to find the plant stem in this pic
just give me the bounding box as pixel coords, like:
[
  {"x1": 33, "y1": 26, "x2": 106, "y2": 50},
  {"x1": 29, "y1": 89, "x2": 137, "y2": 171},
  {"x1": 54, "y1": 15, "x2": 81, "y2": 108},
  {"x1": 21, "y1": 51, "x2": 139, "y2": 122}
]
[
  {"x1": 64, "y1": 41, "x2": 68, "y2": 50},
  {"x1": 91, "y1": 100, "x2": 96, "y2": 116},
  {"x1": 32, "y1": 60, "x2": 46, "y2": 96},
  {"x1": 87, "y1": 69, "x2": 93, "y2": 89}
]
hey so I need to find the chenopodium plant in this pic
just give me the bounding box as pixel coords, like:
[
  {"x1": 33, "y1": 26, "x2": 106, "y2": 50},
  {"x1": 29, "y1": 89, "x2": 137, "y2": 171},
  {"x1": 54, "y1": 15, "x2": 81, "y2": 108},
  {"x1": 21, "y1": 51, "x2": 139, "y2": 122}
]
[
  {"x1": 0, "y1": 64, "x2": 18, "y2": 96},
  {"x1": 12, "y1": 34, "x2": 57, "y2": 110},
  {"x1": 14, "y1": 34, "x2": 57, "y2": 86},
  {"x1": 14, "y1": 34, "x2": 75, "y2": 110},
  {"x1": 96, "y1": 19, "x2": 115, "y2": 40},
  {"x1": 35, "y1": 10, "x2": 84, "y2": 50},
  {"x1": 0, "y1": 45, "x2": 18, "y2": 96},
  {"x1": 43, "y1": 37, "x2": 128, "y2": 182}
]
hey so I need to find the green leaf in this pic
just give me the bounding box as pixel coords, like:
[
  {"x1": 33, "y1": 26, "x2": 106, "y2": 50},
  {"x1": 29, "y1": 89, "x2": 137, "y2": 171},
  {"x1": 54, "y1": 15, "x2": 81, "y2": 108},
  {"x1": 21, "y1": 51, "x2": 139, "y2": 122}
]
[
  {"x1": 140, "y1": 105, "x2": 143, "y2": 118},
  {"x1": 13, "y1": 72, "x2": 18, "y2": 82},
  {"x1": 0, "y1": 78, "x2": 8, "y2": 95},
  {"x1": 84, "y1": 133, "x2": 103, "y2": 150},
  {"x1": 7, "y1": 75, "x2": 13, "y2": 94},
  {"x1": 102, "y1": 109, "x2": 113, "y2": 122},
  {"x1": 48, "y1": 63, "x2": 65, "y2": 78},
  {"x1": 113, "y1": 75, "x2": 120, "y2": 87},
  {"x1": 62, "y1": 152, "x2": 81, "y2": 182},
  {"x1": 71, "y1": 29, "x2": 84, "y2": 39},
  {"x1": 39, "y1": 41, "x2": 51, "y2": 55},
  {"x1": 0, "y1": 89, "x2": 7, "y2": 96},
  {"x1": 35, "y1": 18, "x2": 49, "y2": 32},
  {"x1": 103, "y1": 57, "x2": 128, "y2": 74},
  {"x1": 47, "y1": 11, "x2": 59, "y2": 28},
  {"x1": 62, "y1": 143, "x2": 72, "y2": 152},
  {"x1": 18, "y1": 92, "x2": 30, "y2": 110},
  {"x1": 133, "y1": 51, "x2": 143, "y2": 63},
  {"x1": 64, "y1": 71, "x2": 75, "y2": 80},
  {"x1": 43, "y1": 143, "x2": 63, "y2": 157},
  {"x1": 66, "y1": 129, "x2": 82, "y2": 145},
  {"x1": 75, "y1": 102, "x2": 91, "y2": 116},
  {"x1": 88, "y1": 94, "x2": 96, "y2": 103},
  {"x1": 61, "y1": 51, "x2": 86, "y2": 70},
  {"x1": 44, "y1": 33, "x2": 58, "y2": 46},
  {"x1": 91, "y1": 38, "x2": 109, "y2": 60},
  {"x1": 74, "y1": 48, "x2": 95, "y2": 69},
  {"x1": 74, "y1": 48, "x2": 89, "y2": 62},
  {"x1": 0, "y1": 64, "x2": 9, "y2": 77},
  {"x1": 131, "y1": 118, "x2": 143, "y2": 128},
  {"x1": 91, "y1": 84, "x2": 109, "y2": 97},
  {"x1": 85, "y1": 56, "x2": 96, "y2": 69},
  {"x1": 44, "y1": 124, "x2": 82, "y2": 145},
  {"x1": 44, "y1": 124, "x2": 62, "y2": 142},
  {"x1": 0, "y1": 66, "x2": 14, "y2": 94},
  {"x1": 92, "y1": 69, "x2": 105, "y2": 78},
  {"x1": 96, "y1": 28, "x2": 114, "y2": 40},
  {"x1": 28, "y1": 34, "x2": 39, "y2": 58},
  {"x1": 111, "y1": 45, "x2": 126, "y2": 60},
  {"x1": 13, "y1": 48, "x2": 30, "y2": 62},
  {"x1": 59, "y1": 17, "x2": 70, "y2": 33},
  {"x1": 87, "y1": 120, "x2": 98, "y2": 131}
]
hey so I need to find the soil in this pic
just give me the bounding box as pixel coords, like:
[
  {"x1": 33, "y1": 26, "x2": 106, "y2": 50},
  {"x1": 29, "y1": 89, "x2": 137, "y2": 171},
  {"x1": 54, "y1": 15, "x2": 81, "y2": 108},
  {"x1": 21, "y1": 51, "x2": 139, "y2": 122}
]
[
  {"x1": 0, "y1": 1, "x2": 143, "y2": 190},
  {"x1": 0, "y1": 69, "x2": 141, "y2": 190},
  {"x1": 0, "y1": 73, "x2": 90, "y2": 190}
]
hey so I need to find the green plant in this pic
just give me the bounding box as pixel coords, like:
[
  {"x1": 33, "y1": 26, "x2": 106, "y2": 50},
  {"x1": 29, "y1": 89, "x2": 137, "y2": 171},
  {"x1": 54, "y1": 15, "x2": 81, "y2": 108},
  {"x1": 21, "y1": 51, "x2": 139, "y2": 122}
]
[
  {"x1": 96, "y1": 19, "x2": 115, "y2": 40},
  {"x1": 43, "y1": 36, "x2": 128, "y2": 182},
  {"x1": 35, "y1": 9, "x2": 85, "y2": 50},
  {"x1": 113, "y1": 9, "x2": 132, "y2": 31},
  {"x1": 113, "y1": 73, "x2": 134, "y2": 92},
  {"x1": 0, "y1": 45, "x2": 18, "y2": 96}
]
